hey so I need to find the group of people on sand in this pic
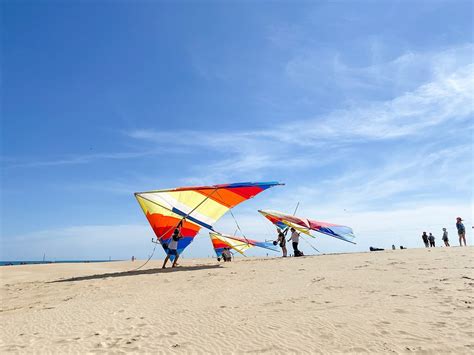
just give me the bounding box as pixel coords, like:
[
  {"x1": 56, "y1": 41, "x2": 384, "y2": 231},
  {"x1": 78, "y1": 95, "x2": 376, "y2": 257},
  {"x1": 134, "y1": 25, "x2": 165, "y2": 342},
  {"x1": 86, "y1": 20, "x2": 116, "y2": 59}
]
[
  {"x1": 421, "y1": 217, "x2": 467, "y2": 248},
  {"x1": 274, "y1": 227, "x2": 304, "y2": 257}
]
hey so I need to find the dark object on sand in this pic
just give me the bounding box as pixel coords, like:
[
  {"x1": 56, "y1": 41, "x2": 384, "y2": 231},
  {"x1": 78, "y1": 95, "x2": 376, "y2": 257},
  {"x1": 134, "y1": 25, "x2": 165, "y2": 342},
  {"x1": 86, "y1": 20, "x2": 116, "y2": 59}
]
[
  {"x1": 400, "y1": 246, "x2": 406, "y2": 249},
  {"x1": 370, "y1": 247, "x2": 384, "y2": 251}
]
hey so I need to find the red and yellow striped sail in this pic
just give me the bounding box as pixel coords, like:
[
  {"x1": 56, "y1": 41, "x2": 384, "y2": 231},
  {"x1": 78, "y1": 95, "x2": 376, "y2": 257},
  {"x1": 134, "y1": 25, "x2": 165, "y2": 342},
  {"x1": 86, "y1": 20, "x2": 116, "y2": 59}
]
[
  {"x1": 135, "y1": 182, "x2": 283, "y2": 258},
  {"x1": 209, "y1": 231, "x2": 280, "y2": 258}
]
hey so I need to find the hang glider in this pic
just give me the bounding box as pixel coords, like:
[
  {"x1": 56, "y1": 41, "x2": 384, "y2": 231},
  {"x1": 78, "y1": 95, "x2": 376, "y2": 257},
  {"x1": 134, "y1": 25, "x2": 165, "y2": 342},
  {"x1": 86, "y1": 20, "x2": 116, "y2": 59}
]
[
  {"x1": 209, "y1": 231, "x2": 279, "y2": 258},
  {"x1": 135, "y1": 182, "x2": 283, "y2": 259},
  {"x1": 258, "y1": 209, "x2": 356, "y2": 244}
]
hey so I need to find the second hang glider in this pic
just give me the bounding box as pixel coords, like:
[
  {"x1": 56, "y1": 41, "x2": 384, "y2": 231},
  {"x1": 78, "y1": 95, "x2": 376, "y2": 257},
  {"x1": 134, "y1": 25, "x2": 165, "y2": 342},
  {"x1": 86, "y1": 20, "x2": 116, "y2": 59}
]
[
  {"x1": 135, "y1": 182, "x2": 283, "y2": 258},
  {"x1": 209, "y1": 232, "x2": 279, "y2": 258},
  {"x1": 259, "y1": 209, "x2": 356, "y2": 244}
]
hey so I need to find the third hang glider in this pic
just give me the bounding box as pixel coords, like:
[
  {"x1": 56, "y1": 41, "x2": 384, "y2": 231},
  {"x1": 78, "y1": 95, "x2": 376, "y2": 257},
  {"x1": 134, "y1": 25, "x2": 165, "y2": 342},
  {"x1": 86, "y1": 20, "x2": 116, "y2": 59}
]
[
  {"x1": 209, "y1": 231, "x2": 279, "y2": 259},
  {"x1": 258, "y1": 209, "x2": 356, "y2": 244}
]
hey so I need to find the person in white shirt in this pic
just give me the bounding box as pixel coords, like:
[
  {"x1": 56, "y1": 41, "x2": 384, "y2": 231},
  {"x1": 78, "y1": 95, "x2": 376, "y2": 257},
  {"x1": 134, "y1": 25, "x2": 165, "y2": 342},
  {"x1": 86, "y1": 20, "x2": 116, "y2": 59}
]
[{"x1": 288, "y1": 228, "x2": 302, "y2": 256}]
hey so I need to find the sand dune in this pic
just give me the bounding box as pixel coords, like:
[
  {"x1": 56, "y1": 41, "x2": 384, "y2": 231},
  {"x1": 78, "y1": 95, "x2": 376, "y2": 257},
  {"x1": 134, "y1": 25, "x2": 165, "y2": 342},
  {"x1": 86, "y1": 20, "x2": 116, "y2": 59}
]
[{"x1": 1, "y1": 247, "x2": 473, "y2": 353}]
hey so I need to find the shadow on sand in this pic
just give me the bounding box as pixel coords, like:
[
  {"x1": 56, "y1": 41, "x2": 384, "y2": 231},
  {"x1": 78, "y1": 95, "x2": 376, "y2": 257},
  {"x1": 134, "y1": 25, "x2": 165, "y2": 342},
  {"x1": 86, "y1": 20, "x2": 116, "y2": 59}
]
[{"x1": 50, "y1": 264, "x2": 222, "y2": 283}]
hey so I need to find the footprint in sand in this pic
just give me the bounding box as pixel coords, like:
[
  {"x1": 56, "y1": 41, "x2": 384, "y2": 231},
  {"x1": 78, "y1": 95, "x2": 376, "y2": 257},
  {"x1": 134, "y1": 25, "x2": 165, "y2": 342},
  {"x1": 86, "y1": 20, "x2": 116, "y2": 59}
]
[{"x1": 394, "y1": 308, "x2": 408, "y2": 314}]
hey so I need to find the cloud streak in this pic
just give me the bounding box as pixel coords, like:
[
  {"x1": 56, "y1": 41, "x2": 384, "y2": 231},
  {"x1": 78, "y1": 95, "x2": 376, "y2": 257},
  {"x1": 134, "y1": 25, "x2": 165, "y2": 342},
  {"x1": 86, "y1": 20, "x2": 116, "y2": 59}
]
[{"x1": 126, "y1": 45, "x2": 473, "y2": 183}]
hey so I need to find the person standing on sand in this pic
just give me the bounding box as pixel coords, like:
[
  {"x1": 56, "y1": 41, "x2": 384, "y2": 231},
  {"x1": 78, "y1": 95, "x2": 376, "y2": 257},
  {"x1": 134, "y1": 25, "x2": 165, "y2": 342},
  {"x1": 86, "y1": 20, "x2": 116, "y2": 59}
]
[
  {"x1": 162, "y1": 221, "x2": 183, "y2": 269},
  {"x1": 428, "y1": 233, "x2": 435, "y2": 247},
  {"x1": 289, "y1": 227, "x2": 302, "y2": 256},
  {"x1": 421, "y1": 232, "x2": 429, "y2": 248},
  {"x1": 442, "y1": 228, "x2": 450, "y2": 247},
  {"x1": 456, "y1": 217, "x2": 466, "y2": 246},
  {"x1": 275, "y1": 230, "x2": 287, "y2": 257},
  {"x1": 221, "y1": 248, "x2": 232, "y2": 262}
]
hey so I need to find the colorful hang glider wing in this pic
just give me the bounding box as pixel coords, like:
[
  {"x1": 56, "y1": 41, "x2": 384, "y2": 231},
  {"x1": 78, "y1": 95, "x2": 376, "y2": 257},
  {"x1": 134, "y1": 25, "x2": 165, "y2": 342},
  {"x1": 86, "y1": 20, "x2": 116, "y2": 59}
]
[
  {"x1": 209, "y1": 232, "x2": 279, "y2": 258},
  {"x1": 258, "y1": 209, "x2": 356, "y2": 244},
  {"x1": 135, "y1": 182, "x2": 283, "y2": 258}
]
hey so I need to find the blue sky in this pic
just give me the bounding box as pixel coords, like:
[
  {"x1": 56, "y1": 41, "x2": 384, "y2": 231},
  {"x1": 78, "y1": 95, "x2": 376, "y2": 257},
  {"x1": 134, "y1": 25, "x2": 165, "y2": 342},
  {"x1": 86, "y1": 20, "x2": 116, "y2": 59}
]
[{"x1": 1, "y1": 0, "x2": 473, "y2": 261}]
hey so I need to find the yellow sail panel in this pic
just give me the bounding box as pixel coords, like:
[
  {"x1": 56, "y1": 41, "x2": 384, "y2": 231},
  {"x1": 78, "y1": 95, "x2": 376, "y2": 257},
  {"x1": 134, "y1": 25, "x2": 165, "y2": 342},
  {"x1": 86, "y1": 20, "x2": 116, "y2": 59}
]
[{"x1": 281, "y1": 219, "x2": 314, "y2": 237}]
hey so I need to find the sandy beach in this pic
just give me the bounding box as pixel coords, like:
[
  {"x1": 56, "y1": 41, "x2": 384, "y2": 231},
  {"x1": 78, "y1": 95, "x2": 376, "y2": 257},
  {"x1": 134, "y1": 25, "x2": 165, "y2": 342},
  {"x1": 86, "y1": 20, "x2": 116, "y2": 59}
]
[{"x1": 1, "y1": 247, "x2": 473, "y2": 354}]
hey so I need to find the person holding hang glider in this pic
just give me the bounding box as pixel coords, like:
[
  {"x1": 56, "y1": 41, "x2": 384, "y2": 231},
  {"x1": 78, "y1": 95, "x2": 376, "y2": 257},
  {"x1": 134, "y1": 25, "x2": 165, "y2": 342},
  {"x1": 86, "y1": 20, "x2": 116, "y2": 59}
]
[
  {"x1": 162, "y1": 220, "x2": 183, "y2": 269},
  {"x1": 221, "y1": 248, "x2": 232, "y2": 262},
  {"x1": 274, "y1": 230, "x2": 287, "y2": 257},
  {"x1": 289, "y1": 227, "x2": 303, "y2": 257}
]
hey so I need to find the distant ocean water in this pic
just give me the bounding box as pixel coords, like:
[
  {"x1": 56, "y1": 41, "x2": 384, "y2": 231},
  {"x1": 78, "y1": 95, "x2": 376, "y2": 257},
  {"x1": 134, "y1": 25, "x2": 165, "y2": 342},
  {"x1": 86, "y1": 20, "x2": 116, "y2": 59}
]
[{"x1": 0, "y1": 260, "x2": 119, "y2": 266}]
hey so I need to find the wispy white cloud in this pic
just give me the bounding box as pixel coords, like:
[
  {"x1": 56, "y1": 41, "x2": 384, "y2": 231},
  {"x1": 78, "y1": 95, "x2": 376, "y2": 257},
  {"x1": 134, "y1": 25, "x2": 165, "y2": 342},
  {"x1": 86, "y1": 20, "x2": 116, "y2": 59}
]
[
  {"x1": 286, "y1": 44, "x2": 474, "y2": 96},
  {"x1": 272, "y1": 143, "x2": 473, "y2": 211},
  {"x1": 3, "y1": 150, "x2": 160, "y2": 169},
  {"x1": 126, "y1": 45, "x2": 473, "y2": 184},
  {"x1": 282, "y1": 62, "x2": 474, "y2": 141}
]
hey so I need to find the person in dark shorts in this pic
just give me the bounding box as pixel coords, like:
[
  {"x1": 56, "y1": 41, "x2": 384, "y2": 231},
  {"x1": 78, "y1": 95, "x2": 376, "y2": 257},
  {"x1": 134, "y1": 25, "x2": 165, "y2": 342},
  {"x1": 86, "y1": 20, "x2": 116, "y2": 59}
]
[
  {"x1": 428, "y1": 233, "x2": 435, "y2": 247},
  {"x1": 442, "y1": 228, "x2": 450, "y2": 247},
  {"x1": 221, "y1": 248, "x2": 232, "y2": 262},
  {"x1": 162, "y1": 222, "x2": 183, "y2": 269},
  {"x1": 289, "y1": 228, "x2": 303, "y2": 256},
  {"x1": 456, "y1": 217, "x2": 466, "y2": 246},
  {"x1": 421, "y1": 232, "x2": 429, "y2": 248},
  {"x1": 275, "y1": 230, "x2": 287, "y2": 257}
]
